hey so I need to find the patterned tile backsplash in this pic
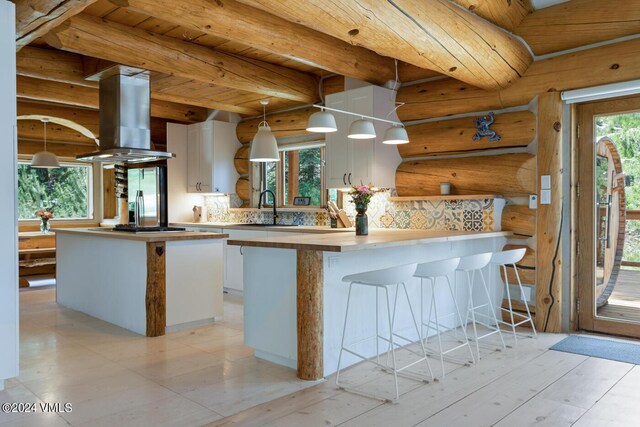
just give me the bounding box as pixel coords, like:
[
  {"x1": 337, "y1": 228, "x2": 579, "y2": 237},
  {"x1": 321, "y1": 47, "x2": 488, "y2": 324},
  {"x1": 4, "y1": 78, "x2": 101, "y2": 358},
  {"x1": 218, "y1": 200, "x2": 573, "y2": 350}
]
[{"x1": 204, "y1": 190, "x2": 504, "y2": 231}]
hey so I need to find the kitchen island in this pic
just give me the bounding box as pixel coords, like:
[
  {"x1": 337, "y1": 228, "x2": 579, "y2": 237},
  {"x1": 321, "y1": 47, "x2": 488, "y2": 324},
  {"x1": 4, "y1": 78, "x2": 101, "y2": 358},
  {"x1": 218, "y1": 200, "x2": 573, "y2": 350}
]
[
  {"x1": 228, "y1": 229, "x2": 511, "y2": 380},
  {"x1": 56, "y1": 228, "x2": 228, "y2": 337}
]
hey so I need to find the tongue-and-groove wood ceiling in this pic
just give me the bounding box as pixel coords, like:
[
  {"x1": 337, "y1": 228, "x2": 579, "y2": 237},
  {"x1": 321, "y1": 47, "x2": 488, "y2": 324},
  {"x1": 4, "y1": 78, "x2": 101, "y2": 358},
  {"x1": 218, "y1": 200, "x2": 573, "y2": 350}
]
[{"x1": 13, "y1": 0, "x2": 640, "y2": 128}]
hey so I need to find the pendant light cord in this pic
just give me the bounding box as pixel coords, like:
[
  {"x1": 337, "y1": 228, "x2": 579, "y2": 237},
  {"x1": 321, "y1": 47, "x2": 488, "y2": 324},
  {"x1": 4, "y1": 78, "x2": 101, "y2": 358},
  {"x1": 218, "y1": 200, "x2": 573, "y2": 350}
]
[{"x1": 43, "y1": 120, "x2": 47, "y2": 151}]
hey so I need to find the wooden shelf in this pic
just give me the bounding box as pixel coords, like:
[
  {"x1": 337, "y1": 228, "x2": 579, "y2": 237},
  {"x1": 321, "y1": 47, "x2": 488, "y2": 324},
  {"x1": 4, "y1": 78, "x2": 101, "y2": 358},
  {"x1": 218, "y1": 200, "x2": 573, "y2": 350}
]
[{"x1": 388, "y1": 194, "x2": 501, "y2": 202}]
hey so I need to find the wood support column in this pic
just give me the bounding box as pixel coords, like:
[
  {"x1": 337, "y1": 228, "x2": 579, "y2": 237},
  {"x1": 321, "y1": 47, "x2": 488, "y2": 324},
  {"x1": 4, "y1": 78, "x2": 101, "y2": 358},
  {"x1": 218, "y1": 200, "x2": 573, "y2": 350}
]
[
  {"x1": 287, "y1": 151, "x2": 299, "y2": 205},
  {"x1": 536, "y1": 92, "x2": 564, "y2": 332},
  {"x1": 296, "y1": 249, "x2": 323, "y2": 380},
  {"x1": 146, "y1": 242, "x2": 166, "y2": 337}
]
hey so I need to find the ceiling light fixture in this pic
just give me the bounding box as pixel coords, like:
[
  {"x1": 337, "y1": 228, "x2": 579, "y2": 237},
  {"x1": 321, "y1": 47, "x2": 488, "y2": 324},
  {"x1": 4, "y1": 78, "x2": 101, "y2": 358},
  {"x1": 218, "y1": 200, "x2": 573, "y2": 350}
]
[
  {"x1": 249, "y1": 100, "x2": 279, "y2": 162},
  {"x1": 306, "y1": 108, "x2": 337, "y2": 133},
  {"x1": 31, "y1": 118, "x2": 60, "y2": 169},
  {"x1": 348, "y1": 118, "x2": 376, "y2": 139},
  {"x1": 382, "y1": 125, "x2": 410, "y2": 144}
]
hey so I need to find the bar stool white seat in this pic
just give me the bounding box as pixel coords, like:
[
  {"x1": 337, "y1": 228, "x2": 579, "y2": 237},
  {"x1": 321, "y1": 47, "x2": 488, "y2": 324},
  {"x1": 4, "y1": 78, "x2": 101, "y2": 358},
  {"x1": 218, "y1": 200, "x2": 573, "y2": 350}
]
[
  {"x1": 458, "y1": 252, "x2": 506, "y2": 360},
  {"x1": 490, "y1": 248, "x2": 537, "y2": 344},
  {"x1": 336, "y1": 263, "x2": 434, "y2": 403},
  {"x1": 414, "y1": 257, "x2": 475, "y2": 379}
]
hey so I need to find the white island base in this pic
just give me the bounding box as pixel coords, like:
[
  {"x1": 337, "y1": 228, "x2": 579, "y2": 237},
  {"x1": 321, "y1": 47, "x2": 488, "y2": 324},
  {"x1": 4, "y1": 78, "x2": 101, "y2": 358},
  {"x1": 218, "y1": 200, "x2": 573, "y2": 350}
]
[
  {"x1": 56, "y1": 229, "x2": 226, "y2": 336},
  {"x1": 233, "y1": 230, "x2": 510, "y2": 379}
]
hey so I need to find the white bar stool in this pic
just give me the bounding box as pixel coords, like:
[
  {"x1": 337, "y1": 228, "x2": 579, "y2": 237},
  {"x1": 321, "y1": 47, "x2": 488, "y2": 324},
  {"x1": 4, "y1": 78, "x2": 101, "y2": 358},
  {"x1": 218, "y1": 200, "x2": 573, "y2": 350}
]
[
  {"x1": 490, "y1": 248, "x2": 537, "y2": 344},
  {"x1": 336, "y1": 263, "x2": 434, "y2": 403},
  {"x1": 458, "y1": 252, "x2": 506, "y2": 360},
  {"x1": 414, "y1": 257, "x2": 475, "y2": 379}
]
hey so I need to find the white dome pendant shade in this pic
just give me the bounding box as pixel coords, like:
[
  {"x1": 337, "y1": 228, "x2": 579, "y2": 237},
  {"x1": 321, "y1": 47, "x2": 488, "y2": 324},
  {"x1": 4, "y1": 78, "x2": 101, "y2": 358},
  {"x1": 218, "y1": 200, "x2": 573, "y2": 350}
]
[
  {"x1": 250, "y1": 122, "x2": 279, "y2": 162},
  {"x1": 348, "y1": 119, "x2": 376, "y2": 139},
  {"x1": 249, "y1": 99, "x2": 280, "y2": 162},
  {"x1": 306, "y1": 109, "x2": 337, "y2": 133},
  {"x1": 382, "y1": 125, "x2": 410, "y2": 144},
  {"x1": 31, "y1": 118, "x2": 60, "y2": 168}
]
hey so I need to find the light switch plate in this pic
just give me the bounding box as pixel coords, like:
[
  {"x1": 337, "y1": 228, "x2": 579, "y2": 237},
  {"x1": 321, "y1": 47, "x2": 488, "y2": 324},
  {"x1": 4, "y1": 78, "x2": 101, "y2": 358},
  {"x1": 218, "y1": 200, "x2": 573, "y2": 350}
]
[
  {"x1": 541, "y1": 175, "x2": 551, "y2": 190},
  {"x1": 541, "y1": 189, "x2": 551, "y2": 204},
  {"x1": 529, "y1": 195, "x2": 538, "y2": 209}
]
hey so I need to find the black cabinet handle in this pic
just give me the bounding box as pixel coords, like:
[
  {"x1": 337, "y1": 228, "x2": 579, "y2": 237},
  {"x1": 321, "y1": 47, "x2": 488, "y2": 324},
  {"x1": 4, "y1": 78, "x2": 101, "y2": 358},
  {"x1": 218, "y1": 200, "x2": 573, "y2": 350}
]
[
  {"x1": 343, "y1": 173, "x2": 347, "y2": 185},
  {"x1": 348, "y1": 173, "x2": 352, "y2": 185}
]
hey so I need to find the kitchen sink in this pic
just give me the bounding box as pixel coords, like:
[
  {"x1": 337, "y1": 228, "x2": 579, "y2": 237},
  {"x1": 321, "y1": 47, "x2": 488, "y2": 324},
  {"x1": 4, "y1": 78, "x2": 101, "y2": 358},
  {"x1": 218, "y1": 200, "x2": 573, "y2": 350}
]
[{"x1": 242, "y1": 223, "x2": 299, "y2": 227}]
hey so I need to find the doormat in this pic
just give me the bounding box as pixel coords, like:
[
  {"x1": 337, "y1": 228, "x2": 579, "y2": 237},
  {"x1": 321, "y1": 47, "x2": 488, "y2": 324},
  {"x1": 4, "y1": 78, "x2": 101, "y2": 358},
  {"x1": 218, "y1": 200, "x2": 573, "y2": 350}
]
[{"x1": 550, "y1": 335, "x2": 640, "y2": 364}]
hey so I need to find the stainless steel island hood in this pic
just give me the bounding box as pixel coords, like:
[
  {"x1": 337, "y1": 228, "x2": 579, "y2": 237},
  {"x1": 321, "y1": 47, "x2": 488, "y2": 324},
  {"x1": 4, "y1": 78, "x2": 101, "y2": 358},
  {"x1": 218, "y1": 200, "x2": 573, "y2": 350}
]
[{"x1": 77, "y1": 65, "x2": 175, "y2": 163}]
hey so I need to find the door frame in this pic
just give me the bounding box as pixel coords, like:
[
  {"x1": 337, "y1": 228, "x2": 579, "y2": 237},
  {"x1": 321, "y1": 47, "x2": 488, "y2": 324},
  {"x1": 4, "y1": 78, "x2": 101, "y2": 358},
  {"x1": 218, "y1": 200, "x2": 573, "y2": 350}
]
[{"x1": 576, "y1": 95, "x2": 640, "y2": 338}]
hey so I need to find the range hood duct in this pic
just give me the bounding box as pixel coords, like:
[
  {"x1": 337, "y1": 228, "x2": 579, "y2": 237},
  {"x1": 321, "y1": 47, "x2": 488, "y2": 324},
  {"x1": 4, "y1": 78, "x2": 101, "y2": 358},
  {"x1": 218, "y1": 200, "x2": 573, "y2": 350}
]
[{"x1": 76, "y1": 66, "x2": 175, "y2": 163}]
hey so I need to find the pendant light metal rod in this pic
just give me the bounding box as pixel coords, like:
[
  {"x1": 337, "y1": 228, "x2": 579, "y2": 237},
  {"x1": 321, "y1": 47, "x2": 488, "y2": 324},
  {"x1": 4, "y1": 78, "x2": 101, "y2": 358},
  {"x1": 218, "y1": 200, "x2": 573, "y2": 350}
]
[{"x1": 311, "y1": 104, "x2": 402, "y2": 126}]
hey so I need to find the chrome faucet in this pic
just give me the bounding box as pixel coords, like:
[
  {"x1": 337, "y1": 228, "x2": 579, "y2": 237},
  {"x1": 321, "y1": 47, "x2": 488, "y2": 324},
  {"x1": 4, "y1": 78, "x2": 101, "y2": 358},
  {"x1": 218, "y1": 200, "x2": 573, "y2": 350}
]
[{"x1": 258, "y1": 190, "x2": 278, "y2": 225}]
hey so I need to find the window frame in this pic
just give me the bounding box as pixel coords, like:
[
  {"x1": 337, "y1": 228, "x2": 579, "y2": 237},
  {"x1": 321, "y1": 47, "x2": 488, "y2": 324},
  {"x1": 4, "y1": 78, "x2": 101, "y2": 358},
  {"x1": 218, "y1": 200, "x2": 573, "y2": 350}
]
[
  {"x1": 17, "y1": 159, "x2": 94, "y2": 222},
  {"x1": 260, "y1": 144, "x2": 326, "y2": 208}
]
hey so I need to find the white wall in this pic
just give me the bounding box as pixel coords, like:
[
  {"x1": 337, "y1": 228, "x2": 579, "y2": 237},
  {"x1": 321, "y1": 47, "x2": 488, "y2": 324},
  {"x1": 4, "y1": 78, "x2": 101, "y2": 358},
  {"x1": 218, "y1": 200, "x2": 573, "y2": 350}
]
[
  {"x1": 0, "y1": 0, "x2": 19, "y2": 386},
  {"x1": 167, "y1": 123, "x2": 204, "y2": 222}
]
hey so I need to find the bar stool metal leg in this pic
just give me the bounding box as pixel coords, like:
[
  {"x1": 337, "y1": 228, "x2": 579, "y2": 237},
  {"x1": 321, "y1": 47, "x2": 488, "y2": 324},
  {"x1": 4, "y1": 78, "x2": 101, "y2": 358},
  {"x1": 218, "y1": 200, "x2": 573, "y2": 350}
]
[
  {"x1": 478, "y1": 269, "x2": 506, "y2": 349},
  {"x1": 445, "y1": 276, "x2": 475, "y2": 366}
]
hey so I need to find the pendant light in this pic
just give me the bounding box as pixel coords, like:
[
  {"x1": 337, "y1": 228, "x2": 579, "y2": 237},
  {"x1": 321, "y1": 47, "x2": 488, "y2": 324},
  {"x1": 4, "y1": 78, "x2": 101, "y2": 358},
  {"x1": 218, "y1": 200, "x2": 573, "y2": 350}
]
[
  {"x1": 249, "y1": 100, "x2": 279, "y2": 162},
  {"x1": 306, "y1": 108, "x2": 337, "y2": 133},
  {"x1": 348, "y1": 118, "x2": 376, "y2": 139},
  {"x1": 382, "y1": 125, "x2": 410, "y2": 144},
  {"x1": 31, "y1": 118, "x2": 60, "y2": 168}
]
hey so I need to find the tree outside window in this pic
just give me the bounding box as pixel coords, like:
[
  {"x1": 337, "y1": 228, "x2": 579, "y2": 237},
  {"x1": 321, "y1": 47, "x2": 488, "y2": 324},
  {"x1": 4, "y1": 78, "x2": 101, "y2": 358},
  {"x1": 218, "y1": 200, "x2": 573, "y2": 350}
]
[
  {"x1": 17, "y1": 162, "x2": 92, "y2": 220},
  {"x1": 262, "y1": 146, "x2": 324, "y2": 207}
]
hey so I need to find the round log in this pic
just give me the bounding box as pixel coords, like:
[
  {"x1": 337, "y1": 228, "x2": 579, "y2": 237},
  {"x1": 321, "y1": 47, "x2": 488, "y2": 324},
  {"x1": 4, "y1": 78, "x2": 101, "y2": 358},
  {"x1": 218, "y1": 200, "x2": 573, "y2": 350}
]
[
  {"x1": 236, "y1": 177, "x2": 250, "y2": 201},
  {"x1": 234, "y1": 146, "x2": 250, "y2": 175}
]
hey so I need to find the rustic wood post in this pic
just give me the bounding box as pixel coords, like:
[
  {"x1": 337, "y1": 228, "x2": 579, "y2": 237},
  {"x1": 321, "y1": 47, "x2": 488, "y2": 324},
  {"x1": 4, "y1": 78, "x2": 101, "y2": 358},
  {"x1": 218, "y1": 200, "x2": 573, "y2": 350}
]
[
  {"x1": 296, "y1": 249, "x2": 323, "y2": 380},
  {"x1": 536, "y1": 91, "x2": 564, "y2": 332},
  {"x1": 146, "y1": 241, "x2": 166, "y2": 337}
]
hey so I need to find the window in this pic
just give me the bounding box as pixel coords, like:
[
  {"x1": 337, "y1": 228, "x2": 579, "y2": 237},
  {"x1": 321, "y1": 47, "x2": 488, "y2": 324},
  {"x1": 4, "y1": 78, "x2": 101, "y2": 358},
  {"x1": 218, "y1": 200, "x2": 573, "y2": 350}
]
[
  {"x1": 18, "y1": 161, "x2": 93, "y2": 220},
  {"x1": 261, "y1": 145, "x2": 325, "y2": 207}
]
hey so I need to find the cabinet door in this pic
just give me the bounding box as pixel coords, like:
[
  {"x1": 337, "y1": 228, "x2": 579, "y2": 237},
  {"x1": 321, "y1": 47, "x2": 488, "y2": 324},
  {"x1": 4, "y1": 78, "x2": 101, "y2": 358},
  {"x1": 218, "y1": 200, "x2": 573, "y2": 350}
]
[
  {"x1": 198, "y1": 121, "x2": 214, "y2": 193},
  {"x1": 212, "y1": 122, "x2": 239, "y2": 193},
  {"x1": 348, "y1": 88, "x2": 374, "y2": 186},
  {"x1": 186, "y1": 124, "x2": 201, "y2": 192},
  {"x1": 325, "y1": 93, "x2": 351, "y2": 188}
]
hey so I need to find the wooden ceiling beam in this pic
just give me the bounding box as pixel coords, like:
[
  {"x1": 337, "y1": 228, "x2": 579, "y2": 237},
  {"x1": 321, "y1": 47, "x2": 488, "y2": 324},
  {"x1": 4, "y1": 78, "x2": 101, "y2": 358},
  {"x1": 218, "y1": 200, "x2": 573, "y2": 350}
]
[
  {"x1": 43, "y1": 14, "x2": 318, "y2": 103},
  {"x1": 236, "y1": 0, "x2": 532, "y2": 90},
  {"x1": 17, "y1": 76, "x2": 209, "y2": 123},
  {"x1": 516, "y1": 0, "x2": 640, "y2": 55},
  {"x1": 451, "y1": 0, "x2": 532, "y2": 32},
  {"x1": 17, "y1": 47, "x2": 260, "y2": 116},
  {"x1": 14, "y1": 0, "x2": 99, "y2": 50},
  {"x1": 17, "y1": 100, "x2": 169, "y2": 146},
  {"x1": 397, "y1": 37, "x2": 640, "y2": 121},
  {"x1": 17, "y1": 45, "x2": 98, "y2": 88},
  {"x1": 111, "y1": 0, "x2": 395, "y2": 86}
]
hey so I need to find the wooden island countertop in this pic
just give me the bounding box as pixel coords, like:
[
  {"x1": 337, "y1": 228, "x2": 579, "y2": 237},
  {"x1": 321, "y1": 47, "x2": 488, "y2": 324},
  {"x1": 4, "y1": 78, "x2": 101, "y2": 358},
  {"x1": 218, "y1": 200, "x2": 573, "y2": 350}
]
[
  {"x1": 55, "y1": 228, "x2": 229, "y2": 242},
  {"x1": 227, "y1": 229, "x2": 511, "y2": 252}
]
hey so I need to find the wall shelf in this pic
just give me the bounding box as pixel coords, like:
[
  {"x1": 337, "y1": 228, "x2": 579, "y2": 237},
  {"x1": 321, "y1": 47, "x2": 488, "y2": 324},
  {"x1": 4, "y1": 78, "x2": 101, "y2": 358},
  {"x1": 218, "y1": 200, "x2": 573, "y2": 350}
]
[{"x1": 388, "y1": 194, "x2": 501, "y2": 202}]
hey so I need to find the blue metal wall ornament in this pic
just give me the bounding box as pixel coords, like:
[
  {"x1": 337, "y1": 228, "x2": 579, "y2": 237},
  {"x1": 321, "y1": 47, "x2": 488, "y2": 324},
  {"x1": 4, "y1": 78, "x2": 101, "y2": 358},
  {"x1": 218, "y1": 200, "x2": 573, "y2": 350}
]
[{"x1": 472, "y1": 112, "x2": 501, "y2": 142}]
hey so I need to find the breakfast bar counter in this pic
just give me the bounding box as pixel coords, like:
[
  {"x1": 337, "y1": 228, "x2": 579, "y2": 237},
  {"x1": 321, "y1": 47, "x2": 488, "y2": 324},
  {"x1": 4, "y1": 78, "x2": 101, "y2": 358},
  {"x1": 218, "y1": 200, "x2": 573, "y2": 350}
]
[
  {"x1": 227, "y1": 229, "x2": 511, "y2": 380},
  {"x1": 56, "y1": 229, "x2": 228, "y2": 337}
]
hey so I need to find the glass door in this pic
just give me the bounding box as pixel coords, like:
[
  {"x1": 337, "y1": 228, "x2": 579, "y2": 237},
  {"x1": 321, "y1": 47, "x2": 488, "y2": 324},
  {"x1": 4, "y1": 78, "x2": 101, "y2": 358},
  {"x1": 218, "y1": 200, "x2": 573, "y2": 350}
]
[{"x1": 577, "y1": 96, "x2": 640, "y2": 338}]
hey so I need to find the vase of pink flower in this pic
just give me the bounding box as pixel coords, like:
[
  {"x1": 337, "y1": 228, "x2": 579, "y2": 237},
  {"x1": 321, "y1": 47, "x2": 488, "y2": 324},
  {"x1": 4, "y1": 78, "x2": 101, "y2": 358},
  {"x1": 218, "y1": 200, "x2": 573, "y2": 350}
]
[
  {"x1": 349, "y1": 184, "x2": 378, "y2": 236},
  {"x1": 35, "y1": 209, "x2": 53, "y2": 234}
]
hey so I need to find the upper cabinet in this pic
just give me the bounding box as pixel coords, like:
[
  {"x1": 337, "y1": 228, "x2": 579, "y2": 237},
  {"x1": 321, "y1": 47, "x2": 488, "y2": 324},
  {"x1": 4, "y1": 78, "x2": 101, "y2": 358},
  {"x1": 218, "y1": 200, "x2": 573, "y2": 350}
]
[
  {"x1": 325, "y1": 85, "x2": 402, "y2": 189},
  {"x1": 186, "y1": 121, "x2": 240, "y2": 193}
]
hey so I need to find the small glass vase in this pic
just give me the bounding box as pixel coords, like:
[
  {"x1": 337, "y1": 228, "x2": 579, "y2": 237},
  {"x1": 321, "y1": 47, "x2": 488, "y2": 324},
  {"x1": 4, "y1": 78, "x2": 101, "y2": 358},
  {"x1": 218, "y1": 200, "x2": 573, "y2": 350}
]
[
  {"x1": 40, "y1": 218, "x2": 50, "y2": 234},
  {"x1": 355, "y1": 204, "x2": 368, "y2": 236}
]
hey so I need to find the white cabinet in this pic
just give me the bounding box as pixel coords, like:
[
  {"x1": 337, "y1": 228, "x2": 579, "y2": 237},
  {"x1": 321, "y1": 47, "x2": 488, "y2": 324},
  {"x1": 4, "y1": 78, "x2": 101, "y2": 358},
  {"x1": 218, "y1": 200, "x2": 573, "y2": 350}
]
[
  {"x1": 187, "y1": 121, "x2": 240, "y2": 193},
  {"x1": 325, "y1": 85, "x2": 402, "y2": 189}
]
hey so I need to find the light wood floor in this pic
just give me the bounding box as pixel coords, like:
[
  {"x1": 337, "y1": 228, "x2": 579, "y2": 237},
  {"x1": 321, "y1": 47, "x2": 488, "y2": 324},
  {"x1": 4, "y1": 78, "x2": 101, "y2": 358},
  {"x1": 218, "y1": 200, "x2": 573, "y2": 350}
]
[
  {"x1": 0, "y1": 288, "x2": 315, "y2": 426},
  {"x1": 211, "y1": 337, "x2": 640, "y2": 427},
  {"x1": 3, "y1": 288, "x2": 640, "y2": 427},
  {"x1": 598, "y1": 269, "x2": 640, "y2": 322}
]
